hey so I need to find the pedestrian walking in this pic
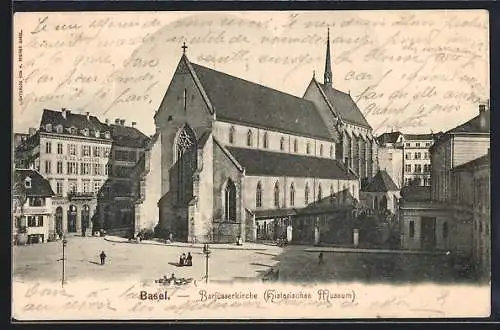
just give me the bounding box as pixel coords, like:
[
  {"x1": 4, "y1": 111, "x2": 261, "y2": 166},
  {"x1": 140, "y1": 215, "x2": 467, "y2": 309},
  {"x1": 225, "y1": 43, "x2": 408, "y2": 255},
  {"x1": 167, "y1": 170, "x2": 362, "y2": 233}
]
[
  {"x1": 186, "y1": 252, "x2": 193, "y2": 266},
  {"x1": 99, "y1": 251, "x2": 107, "y2": 265}
]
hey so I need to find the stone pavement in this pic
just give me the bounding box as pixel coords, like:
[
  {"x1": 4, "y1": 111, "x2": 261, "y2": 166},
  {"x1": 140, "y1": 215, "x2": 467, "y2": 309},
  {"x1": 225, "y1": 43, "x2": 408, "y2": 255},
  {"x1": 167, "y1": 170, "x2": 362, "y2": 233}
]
[
  {"x1": 304, "y1": 246, "x2": 451, "y2": 255},
  {"x1": 104, "y1": 235, "x2": 271, "y2": 251}
]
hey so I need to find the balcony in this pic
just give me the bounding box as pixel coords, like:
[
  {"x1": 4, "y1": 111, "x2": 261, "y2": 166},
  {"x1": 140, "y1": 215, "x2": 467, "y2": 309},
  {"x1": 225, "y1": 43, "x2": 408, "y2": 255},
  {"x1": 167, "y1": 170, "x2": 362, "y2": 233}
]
[
  {"x1": 67, "y1": 192, "x2": 95, "y2": 200},
  {"x1": 17, "y1": 206, "x2": 51, "y2": 215}
]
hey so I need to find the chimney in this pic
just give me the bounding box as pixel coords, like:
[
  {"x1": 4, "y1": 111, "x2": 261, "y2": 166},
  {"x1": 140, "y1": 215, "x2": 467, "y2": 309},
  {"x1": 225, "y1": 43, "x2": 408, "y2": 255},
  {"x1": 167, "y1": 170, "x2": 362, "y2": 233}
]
[
  {"x1": 61, "y1": 107, "x2": 67, "y2": 119},
  {"x1": 479, "y1": 104, "x2": 487, "y2": 129},
  {"x1": 115, "y1": 118, "x2": 120, "y2": 125},
  {"x1": 131, "y1": 122, "x2": 137, "y2": 128},
  {"x1": 28, "y1": 128, "x2": 36, "y2": 136},
  {"x1": 120, "y1": 119, "x2": 125, "y2": 126},
  {"x1": 86, "y1": 112, "x2": 90, "y2": 120}
]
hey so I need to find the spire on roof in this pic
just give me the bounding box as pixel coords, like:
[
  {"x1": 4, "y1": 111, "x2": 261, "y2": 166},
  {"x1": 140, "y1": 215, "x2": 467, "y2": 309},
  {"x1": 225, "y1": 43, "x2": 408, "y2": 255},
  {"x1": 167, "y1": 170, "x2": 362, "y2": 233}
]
[
  {"x1": 324, "y1": 27, "x2": 332, "y2": 87},
  {"x1": 182, "y1": 42, "x2": 188, "y2": 55}
]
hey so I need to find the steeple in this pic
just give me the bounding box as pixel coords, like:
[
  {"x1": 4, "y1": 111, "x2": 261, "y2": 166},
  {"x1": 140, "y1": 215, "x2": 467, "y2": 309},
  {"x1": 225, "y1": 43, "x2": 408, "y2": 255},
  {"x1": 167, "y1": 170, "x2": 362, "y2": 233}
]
[{"x1": 324, "y1": 27, "x2": 332, "y2": 87}]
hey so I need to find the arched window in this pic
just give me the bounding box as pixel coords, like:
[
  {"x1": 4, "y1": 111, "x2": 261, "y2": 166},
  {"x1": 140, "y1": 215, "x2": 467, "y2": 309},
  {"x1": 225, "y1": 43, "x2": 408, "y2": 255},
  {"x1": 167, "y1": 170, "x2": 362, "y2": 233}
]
[
  {"x1": 290, "y1": 183, "x2": 295, "y2": 206},
  {"x1": 263, "y1": 132, "x2": 269, "y2": 148},
  {"x1": 256, "y1": 182, "x2": 262, "y2": 208},
  {"x1": 318, "y1": 184, "x2": 322, "y2": 201},
  {"x1": 305, "y1": 183, "x2": 310, "y2": 205},
  {"x1": 306, "y1": 142, "x2": 311, "y2": 154},
  {"x1": 293, "y1": 139, "x2": 298, "y2": 153},
  {"x1": 330, "y1": 145, "x2": 334, "y2": 158},
  {"x1": 320, "y1": 144, "x2": 323, "y2": 156},
  {"x1": 224, "y1": 179, "x2": 236, "y2": 222},
  {"x1": 174, "y1": 124, "x2": 197, "y2": 204},
  {"x1": 330, "y1": 184, "x2": 334, "y2": 204},
  {"x1": 280, "y1": 137, "x2": 285, "y2": 151},
  {"x1": 443, "y1": 222, "x2": 448, "y2": 238},
  {"x1": 247, "y1": 130, "x2": 253, "y2": 147},
  {"x1": 229, "y1": 126, "x2": 235, "y2": 144},
  {"x1": 274, "y1": 181, "x2": 280, "y2": 208}
]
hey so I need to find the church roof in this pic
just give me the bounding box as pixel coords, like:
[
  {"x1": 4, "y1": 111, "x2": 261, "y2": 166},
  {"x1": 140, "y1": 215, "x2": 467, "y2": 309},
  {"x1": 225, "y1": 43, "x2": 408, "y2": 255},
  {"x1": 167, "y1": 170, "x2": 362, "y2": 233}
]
[
  {"x1": 316, "y1": 82, "x2": 372, "y2": 129},
  {"x1": 189, "y1": 62, "x2": 333, "y2": 141},
  {"x1": 226, "y1": 147, "x2": 356, "y2": 180},
  {"x1": 363, "y1": 170, "x2": 399, "y2": 192}
]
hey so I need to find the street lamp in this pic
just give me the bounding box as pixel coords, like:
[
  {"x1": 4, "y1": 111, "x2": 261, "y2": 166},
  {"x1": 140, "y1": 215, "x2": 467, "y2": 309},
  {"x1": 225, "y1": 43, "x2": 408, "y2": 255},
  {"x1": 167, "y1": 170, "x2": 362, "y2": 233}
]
[
  {"x1": 61, "y1": 238, "x2": 67, "y2": 287},
  {"x1": 203, "y1": 244, "x2": 211, "y2": 284}
]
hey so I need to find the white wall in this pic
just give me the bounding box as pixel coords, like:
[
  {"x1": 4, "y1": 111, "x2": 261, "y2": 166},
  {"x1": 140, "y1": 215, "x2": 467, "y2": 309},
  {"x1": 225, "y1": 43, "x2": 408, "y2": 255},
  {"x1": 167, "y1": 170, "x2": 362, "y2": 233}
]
[{"x1": 213, "y1": 121, "x2": 336, "y2": 159}]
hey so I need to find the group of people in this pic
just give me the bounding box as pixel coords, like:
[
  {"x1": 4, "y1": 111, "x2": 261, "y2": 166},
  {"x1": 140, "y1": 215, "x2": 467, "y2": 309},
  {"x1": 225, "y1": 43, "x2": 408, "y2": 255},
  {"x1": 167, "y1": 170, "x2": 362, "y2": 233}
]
[{"x1": 179, "y1": 252, "x2": 193, "y2": 266}]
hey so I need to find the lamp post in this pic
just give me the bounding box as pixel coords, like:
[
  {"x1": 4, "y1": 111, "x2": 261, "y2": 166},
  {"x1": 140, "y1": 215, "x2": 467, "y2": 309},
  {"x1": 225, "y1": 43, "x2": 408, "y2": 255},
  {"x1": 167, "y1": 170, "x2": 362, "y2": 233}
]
[
  {"x1": 61, "y1": 238, "x2": 67, "y2": 287},
  {"x1": 203, "y1": 244, "x2": 211, "y2": 284}
]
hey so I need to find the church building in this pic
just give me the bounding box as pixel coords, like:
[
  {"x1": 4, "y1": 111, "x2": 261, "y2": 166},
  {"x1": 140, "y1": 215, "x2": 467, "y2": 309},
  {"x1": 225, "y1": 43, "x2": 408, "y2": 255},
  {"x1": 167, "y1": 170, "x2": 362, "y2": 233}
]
[{"x1": 154, "y1": 31, "x2": 378, "y2": 243}]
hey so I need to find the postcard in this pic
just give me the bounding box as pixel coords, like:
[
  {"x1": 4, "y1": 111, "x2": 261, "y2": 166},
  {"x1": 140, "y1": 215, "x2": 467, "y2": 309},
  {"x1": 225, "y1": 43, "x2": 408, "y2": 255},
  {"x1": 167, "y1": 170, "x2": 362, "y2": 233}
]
[{"x1": 12, "y1": 10, "x2": 490, "y2": 320}]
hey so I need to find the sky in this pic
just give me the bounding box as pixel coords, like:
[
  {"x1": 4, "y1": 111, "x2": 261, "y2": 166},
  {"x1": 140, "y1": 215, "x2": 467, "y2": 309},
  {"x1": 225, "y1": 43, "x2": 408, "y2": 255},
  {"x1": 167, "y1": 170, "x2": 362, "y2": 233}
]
[{"x1": 13, "y1": 10, "x2": 489, "y2": 136}]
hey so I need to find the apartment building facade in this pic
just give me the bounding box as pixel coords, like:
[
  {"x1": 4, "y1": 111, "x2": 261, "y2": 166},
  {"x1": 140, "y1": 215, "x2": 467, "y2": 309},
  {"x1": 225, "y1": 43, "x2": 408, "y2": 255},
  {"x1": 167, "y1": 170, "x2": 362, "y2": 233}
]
[{"x1": 14, "y1": 108, "x2": 149, "y2": 239}]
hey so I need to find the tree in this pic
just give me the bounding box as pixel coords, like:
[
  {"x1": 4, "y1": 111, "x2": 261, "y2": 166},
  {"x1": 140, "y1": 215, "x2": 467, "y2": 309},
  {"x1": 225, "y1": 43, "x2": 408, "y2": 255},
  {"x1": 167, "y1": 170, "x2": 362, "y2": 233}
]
[{"x1": 13, "y1": 182, "x2": 28, "y2": 242}]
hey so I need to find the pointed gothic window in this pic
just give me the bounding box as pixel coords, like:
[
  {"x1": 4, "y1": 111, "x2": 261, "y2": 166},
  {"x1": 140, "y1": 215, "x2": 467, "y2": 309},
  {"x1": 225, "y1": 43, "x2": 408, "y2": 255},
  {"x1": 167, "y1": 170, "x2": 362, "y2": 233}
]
[
  {"x1": 174, "y1": 124, "x2": 197, "y2": 204},
  {"x1": 256, "y1": 182, "x2": 262, "y2": 208},
  {"x1": 224, "y1": 179, "x2": 236, "y2": 222},
  {"x1": 229, "y1": 126, "x2": 235, "y2": 144},
  {"x1": 305, "y1": 183, "x2": 310, "y2": 205},
  {"x1": 318, "y1": 184, "x2": 322, "y2": 201},
  {"x1": 290, "y1": 183, "x2": 295, "y2": 206},
  {"x1": 320, "y1": 144, "x2": 323, "y2": 156},
  {"x1": 280, "y1": 137, "x2": 285, "y2": 151},
  {"x1": 263, "y1": 132, "x2": 269, "y2": 149},
  {"x1": 274, "y1": 181, "x2": 280, "y2": 208},
  {"x1": 247, "y1": 130, "x2": 253, "y2": 147},
  {"x1": 183, "y1": 88, "x2": 187, "y2": 112},
  {"x1": 294, "y1": 139, "x2": 298, "y2": 153},
  {"x1": 330, "y1": 145, "x2": 334, "y2": 158}
]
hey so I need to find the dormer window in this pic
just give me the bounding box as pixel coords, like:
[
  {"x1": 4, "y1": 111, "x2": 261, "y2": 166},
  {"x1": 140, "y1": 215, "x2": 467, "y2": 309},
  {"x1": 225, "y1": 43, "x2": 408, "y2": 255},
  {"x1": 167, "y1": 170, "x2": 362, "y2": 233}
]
[
  {"x1": 104, "y1": 131, "x2": 110, "y2": 139},
  {"x1": 82, "y1": 128, "x2": 89, "y2": 136},
  {"x1": 24, "y1": 177, "x2": 32, "y2": 189},
  {"x1": 56, "y1": 125, "x2": 63, "y2": 133},
  {"x1": 45, "y1": 124, "x2": 52, "y2": 132},
  {"x1": 70, "y1": 127, "x2": 77, "y2": 134},
  {"x1": 94, "y1": 130, "x2": 100, "y2": 138}
]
